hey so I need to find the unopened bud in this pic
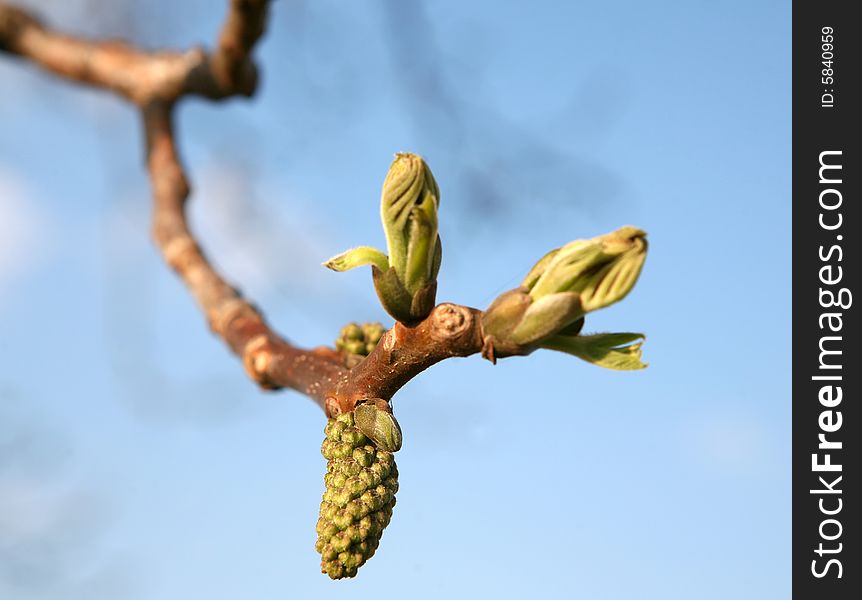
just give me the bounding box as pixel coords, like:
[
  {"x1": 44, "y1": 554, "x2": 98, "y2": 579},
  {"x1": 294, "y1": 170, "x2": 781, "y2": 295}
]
[
  {"x1": 482, "y1": 227, "x2": 648, "y2": 357},
  {"x1": 322, "y1": 153, "x2": 443, "y2": 324},
  {"x1": 380, "y1": 153, "x2": 441, "y2": 294},
  {"x1": 354, "y1": 400, "x2": 403, "y2": 453},
  {"x1": 528, "y1": 227, "x2": 647, "y2": 312}
]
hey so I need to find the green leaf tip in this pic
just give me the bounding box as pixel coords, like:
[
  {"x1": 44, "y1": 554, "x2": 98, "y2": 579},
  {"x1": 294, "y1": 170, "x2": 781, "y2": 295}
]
[
  {"x1": 323, "y1": 246, "x2": 389, "y2": 273},
  {"x1": 541, "y1": 332, "x2": 648, "y2": 370}
]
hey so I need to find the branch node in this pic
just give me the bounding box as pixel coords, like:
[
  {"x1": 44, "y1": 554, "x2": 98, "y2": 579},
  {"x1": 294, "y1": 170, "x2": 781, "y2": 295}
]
[
  {"x1": 381, "y1": 328, "x2": 398, "y2": 352},
  {"x1": 431, "y1": 303, "x2": 472, "y2": 339},
  {"x1": 242, "y1": 334, "x2": 281, "y2": 390}
]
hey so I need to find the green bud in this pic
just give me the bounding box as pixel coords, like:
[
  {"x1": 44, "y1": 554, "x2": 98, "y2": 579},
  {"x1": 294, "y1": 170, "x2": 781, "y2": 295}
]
[
  {"x1": 482, "y1": 288, "x2": 583, "y2": 352},
  {"x1": 380, "y1": 153, "x2": 440, "y2": 295},
  {"x1": 371, "y1": 265, "x2": 413, "y2": 322},
  {"x1": 509, "y1": 291, "x2": 583, "y2": 346},
  {"x1": 322, "y1": 154, "x2": 443, "y2": 324},
  {"x1": 482, "y1": 227, "x2": 648, "y2": 359},
  {"x1": 571, "y1": 241, "x2": 647, "y2": 314},
  {"x1": 528, "y1": 227, "x2": 647, "y2": 312},
  {"x1": 521, "y1": 247, "x2": 561, "y2": 290},
  {"x1": 540, "y1": 332, "x2": 647, "y2": 370},
  {"x1": 354, "y1": 400, "x2": 403, "y2": 453},
  {"x1": 371, "y1": 263, "x2": 437, "y2": 324},
  {"x1": 482, "y1": 288, "x2": 532, "y2": 340}
]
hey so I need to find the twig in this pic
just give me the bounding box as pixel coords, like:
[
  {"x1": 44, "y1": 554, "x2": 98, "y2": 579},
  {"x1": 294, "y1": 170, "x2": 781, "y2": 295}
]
[{"x1": 0, "y1": 0, "x2": 267, "y2": 104}]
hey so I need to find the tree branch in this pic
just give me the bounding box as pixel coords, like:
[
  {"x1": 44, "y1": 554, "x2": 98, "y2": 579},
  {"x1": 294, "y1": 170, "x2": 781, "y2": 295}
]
[
  {"x1": 208, "y1": 0, "x2": 269, "y2": 94},
  {"x1": 142, "y1": 101, "x2": 351, "y2": 408},
  {"x1": 330, "y1": 304, "x2": 486, "y2": 414},
  {"x1": 1, "y1": 0, "x2": 502, "y2": 417},
  {"x1": 0, "y1": 0, "x2": 267, "y2": 104}
]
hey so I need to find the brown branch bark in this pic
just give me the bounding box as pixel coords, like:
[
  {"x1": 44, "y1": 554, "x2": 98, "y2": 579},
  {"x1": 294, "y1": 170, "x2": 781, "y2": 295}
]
[
  {"x1": 1, "y1": 0, "x2": 499, "y2": 417},
  {"x1": 330, "y1": 304, "x2": 486, "y2": 414},
  {"x1": 0, "y1": 0, "x2": 267, "y2": 104},
  {"x1": 142, "y1": 101, "x2": 349, "y2": 409}
]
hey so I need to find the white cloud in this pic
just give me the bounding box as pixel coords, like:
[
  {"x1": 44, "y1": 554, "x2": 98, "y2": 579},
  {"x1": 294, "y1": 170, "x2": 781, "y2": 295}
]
[
  {"x1": 0, "y1": 481, "x2": 70, "y2": 547},
  {"x1": 190, "y1": 160, "x2": 338, "y2": 299},
  {"x1": 0, "y1": 169, "x2": 51, "y2": 291},
  {"x1": 0, "y1": 481, "x2": 126, "y2": 600},
  {"x1": 0, "y1": 397, "x2": 133, "y2": 600}
]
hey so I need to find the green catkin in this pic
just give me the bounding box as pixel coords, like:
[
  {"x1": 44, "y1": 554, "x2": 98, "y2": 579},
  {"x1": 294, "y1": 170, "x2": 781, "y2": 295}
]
[{"x1": 316, "y1": 412, "x2": 399, "y2": 579}]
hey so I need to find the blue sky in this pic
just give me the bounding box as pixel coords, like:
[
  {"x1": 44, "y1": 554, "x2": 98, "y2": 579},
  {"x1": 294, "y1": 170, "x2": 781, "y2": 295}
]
[{"x1": 1, "y1": 1, "x2": 790, "y2": 598}]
